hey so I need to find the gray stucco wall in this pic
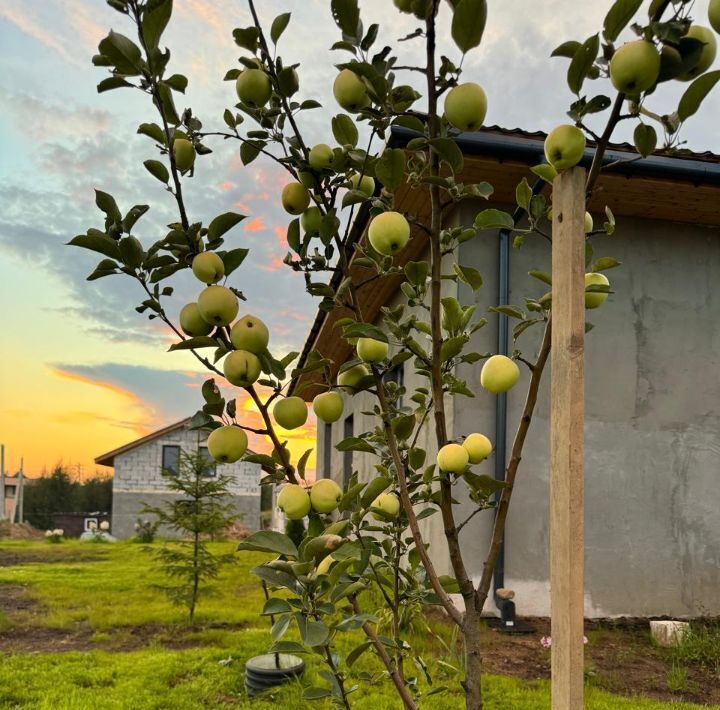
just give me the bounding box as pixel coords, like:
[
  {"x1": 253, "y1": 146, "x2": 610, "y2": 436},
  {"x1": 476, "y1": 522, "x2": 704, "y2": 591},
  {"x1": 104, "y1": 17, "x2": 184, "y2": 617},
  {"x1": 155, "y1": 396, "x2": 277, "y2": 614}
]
[
  {"x1": 316, "y1": 202, "x2": 720, "y2": 618},
  {"x1": 457, "y1": 206, "x2": 720, "y2": 617},
  {"x1": 111, "y1": 425, "x2": 261, "y2": 538}
]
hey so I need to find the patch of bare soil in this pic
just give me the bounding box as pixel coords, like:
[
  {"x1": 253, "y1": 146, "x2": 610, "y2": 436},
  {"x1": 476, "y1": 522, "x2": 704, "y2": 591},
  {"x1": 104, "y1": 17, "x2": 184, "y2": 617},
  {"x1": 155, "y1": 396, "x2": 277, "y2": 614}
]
[
  {"x1": 478, "y1": 617, "x2": 720, "y2": 706},
  {"x1": 0, "y1": 547, "x2": 104, "y2": 567},
  {"x1": 0, "y1": 522, "x2": 44, "y2": 540}
]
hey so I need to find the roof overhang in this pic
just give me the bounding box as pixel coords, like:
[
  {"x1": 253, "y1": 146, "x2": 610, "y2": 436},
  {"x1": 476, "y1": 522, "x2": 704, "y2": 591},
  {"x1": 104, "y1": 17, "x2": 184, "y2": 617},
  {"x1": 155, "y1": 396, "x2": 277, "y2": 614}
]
[
  {"x1": 293, "y1": 125, "x2": 720, "y2": 401},
  {"x1": 95, "y1": 418, "x2": 191, "y2": 468}
]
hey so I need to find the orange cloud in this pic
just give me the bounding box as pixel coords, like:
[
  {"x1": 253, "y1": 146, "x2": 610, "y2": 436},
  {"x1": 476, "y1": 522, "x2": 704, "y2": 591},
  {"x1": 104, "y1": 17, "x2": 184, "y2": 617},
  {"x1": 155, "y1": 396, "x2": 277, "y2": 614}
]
[
  {"x1": 244, "y1": 216, "x2": 266, "y2": 232},
  {"x1": 220, "y1": 181, "x2": 235, "y2": 190},
  {"x1": 274, "y1": 225, "x2": 288, "y2": 249}
]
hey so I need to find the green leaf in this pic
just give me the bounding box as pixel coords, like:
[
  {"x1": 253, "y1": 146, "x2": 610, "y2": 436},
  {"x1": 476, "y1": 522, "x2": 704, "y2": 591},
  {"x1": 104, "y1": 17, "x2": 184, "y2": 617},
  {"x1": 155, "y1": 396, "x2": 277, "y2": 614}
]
[
  {"x1": 528, "y1": 270, "x2": 552, "y2": 285},
  {"x1": 137, "y1": 122, "x2": 166, "y2": 144},
  {"x1": 440, "y1": 336, "x2": 467, "y2": 362},
  {"x1": 98, "y1": 30, "x2": 143, "y2": 75},
  {"x1": 453, "y1": 263, "x2": 483, "y2": 290},
  {"x1": 237, "y1": 531, "x2": 299, "y2": 558},
  {"x1": 431, "y1": 138, "x2": 463, "y2": 173},
  {"x1": 331, "y1": 114, "x2": 359, "y2": 147},
  {"x1": 142, "y1": 0, "x2": 172, "y2": 50},
  {"x1": 86, "y1": 259, "x2": 119, "y2": 281},
  {"x1": 263, "y1": 598, "x2": 292, "y2": 616},
  {"x1": 603, "y1": 0, "x2": 643, "y2": 42},
  {"x1": 530, "y1": 163, "x2": 558, "y2": 184},
  {"x1": 591, "y1": 256, "x2": 622, "y2": 272},
  {"x1": 122, "y1": 204, "x2": 149, "y2": 232},
  {"x1": 68, "y1": 232, "x2": 121, "y2": 259},
  {"x1": 451, "y1": 0, "x2": 487, "y2": 53},
  {"x1": 375, "y1": 148, "x2": 406, "y2": 191},
  {"x1": 336, "y1": 437, "x2": 376, "y2": 455},
  {"x1": 489, "y1": 305, "x2": 525, "y2": 319},
  {"x1": 119, "y1": 236, "x2": 144, "y2": 268},
  {"x1": 297, "y1": 616, "x2": 329, "y2": 647},
  {"x1": 302, "y1": 687, "x2": 332, "y2": 700},
  {"x1": 515, "y1": 177, "x2": 532, "y2": 211},
  {"x1": 251, "y1": 565, "x2": 298, "y2": 592},
  {"x1": 168, "y1": 336, "x2": 218, "y2": 352},
  {"x1": 95, "y1": 190, "x2": 121, "y2": 222},
  {"x1": 551, "y1": 40, "x2": 581, "y2": 59},
  {"x1": 474, "y1": 209, "x2": 514, "y2": 231},
  {"x1": 164, "y1": 73, "x2": 188, "y2": 93},
  {"x1": 232, "y1": 27, "x2": 259, "y2": 52},
  {"x1": 208, "y1": 212, "x2": 245, "y2": 241},
  {"x1": 346, "y1": 641, "x2": 372, "y2": 667},
  {"x1": 219, "y1": 247, "x2": 249, "y2": 277},
  {"x1": 567, "y1": 34, "x2": 599, "y2": 95},
  {"x1": 97, "y1": 76, "x2": 133, "y2": 93},
  {"x1": 678, "y1": 70, "x2": 720, "y2": 122},
  {"x1": 240, "y1": 140, "x2": 263, "y2": 165},
  {"x1": 331, "y1": 0, "x2": 360, "y2": 36},
  {"x1": 143, "y1": 159, "x2": 169, "y2": 184},
  {"x1": 341, "y1": 322, "x2": 387, "y2": 342},
  {"x1": 633, "y1": 123, "x2": 657, "y2": 157},
  {"x1": 270, "y1": 12, "x2": 291, "y2": 44},
  {"x1": 360, "y1": 476, "x2": 391, "y2": 508},
  {"x1": 404, "y1": 260, "x2": 429, "y2": 286}
]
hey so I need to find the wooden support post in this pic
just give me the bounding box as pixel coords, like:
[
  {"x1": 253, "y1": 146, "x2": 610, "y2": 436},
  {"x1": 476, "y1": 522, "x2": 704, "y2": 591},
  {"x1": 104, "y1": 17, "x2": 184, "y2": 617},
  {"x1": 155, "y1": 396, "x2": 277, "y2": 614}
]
[{"x1": 550, "y1": 167, "x2": 586, "y2": 710}]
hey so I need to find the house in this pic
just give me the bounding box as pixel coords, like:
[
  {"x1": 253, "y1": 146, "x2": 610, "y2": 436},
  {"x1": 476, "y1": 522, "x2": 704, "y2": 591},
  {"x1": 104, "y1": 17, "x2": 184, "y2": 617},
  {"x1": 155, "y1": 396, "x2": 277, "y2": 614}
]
[
  {"x1": 295, "y1": 125, "x2": 720, "y2": 619},
  {"x1": 95, "y1": 418, "x2": 262, "y2": 538},
  {"x1": 0, "y1": 473, "x2": 24, "y2": 523}
]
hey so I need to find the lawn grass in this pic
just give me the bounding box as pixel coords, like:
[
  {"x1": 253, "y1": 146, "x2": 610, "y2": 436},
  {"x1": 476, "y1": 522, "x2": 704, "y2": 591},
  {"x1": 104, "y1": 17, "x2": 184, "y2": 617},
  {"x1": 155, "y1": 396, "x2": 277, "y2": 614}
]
[{"x1": 0, "y1": 539, "x2": 714, "y2": 709}]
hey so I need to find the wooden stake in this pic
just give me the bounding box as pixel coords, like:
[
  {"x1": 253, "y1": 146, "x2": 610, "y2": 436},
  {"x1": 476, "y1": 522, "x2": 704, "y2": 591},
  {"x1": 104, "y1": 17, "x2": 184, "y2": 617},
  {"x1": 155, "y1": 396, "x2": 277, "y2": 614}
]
[{"x1": 550, "y1": 166, "x2": 586, "y2": 710}]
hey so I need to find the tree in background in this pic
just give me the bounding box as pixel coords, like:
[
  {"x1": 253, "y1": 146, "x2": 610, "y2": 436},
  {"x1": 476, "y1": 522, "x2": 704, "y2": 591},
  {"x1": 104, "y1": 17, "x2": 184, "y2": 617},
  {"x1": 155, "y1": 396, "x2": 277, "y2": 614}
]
[
  {"x1": 75, "y1": 0, "x2": 719, "y2": 706},
  {"x1": 140, "y1": 451, "x2": 237, "y2": 622},
  {"x1": 23, "y1": 466, "x2": 112, "y2": 530}
]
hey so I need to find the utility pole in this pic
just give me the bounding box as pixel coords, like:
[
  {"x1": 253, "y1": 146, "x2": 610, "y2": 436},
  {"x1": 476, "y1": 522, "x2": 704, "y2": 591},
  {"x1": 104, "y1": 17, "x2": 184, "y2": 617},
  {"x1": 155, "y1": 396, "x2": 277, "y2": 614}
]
[
  {"x1": 0, "y1": 444, "x2": 5, "y2": 521},
  {"x1": 17, "y1": 457, "x2": 25, "y2": 524}
]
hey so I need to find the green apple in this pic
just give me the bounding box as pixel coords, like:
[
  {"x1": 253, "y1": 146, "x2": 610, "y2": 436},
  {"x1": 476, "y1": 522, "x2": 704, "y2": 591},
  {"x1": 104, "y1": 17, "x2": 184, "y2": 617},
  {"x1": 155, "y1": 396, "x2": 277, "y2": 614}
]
[
  {"x1": 191, "y1": 252, "x2": 225, "y2": 284},
  {"x1": 333, "y1": 69, "x2": 369, "y2": 112},
  {"x1": 463, "y1": 433, "x2": 492, "y2": 464},
  {"x1": 197, "y1": 285, "x2": 239, "y2": 326},
  {"x1": 437, "y1": 443, "x2": 469, "y2": 473},
  {"x1": 281, "y1": 182, "x2": 311, "y2": 215},
  {"x1": 310, "y1": 478, "x2": 343, "y2": 513},
  {"x1": 710, "y1": 0, "x2": 720, "y2": 34},
  {"x1": 349, "y1": 172, "x2": 375, "y2": 197},
  {"x1": 444, "y1": 82, "x2": 487, "y2": 132},
  {"x1": 235, "y1": 68, "x2": 272, "y2": 107},
  {"x1": 678, "y1": 26, "x2": 717, "y2": 80},
  {"x1": 368, "y1": 211, "x2": 410, "y2": 256},
  {"x1": 312, "y1": 391, "x2": 344, "y2": 423},
  {"x1": 301, "y1": 206, "x2": 323, "y2": 234},
  {"x1": 277, "y1": 484, "x2": 311, "y2": 520},
  {"x1": 309, "y1": 143, "x2": 334, "y2": 170},
  {"x1": 337, "y1": 363, "x2": 370, "y2": 393},
  {"x1": 173, "y1": 138, "x2": 195, "y2": 172},
  {"x1": 658, "y1": 45, "x2": 684, "y2": 81},
  {"x1": 609, "y1": 40, "x2": 660, "y2": 93},
  {"x1": 223, "y1": 350, "x2": 262, "y2": 387},
  {"x1": 585, "y1": 272, "x2": 610, "y2": 309},
  {"x1": 179, "y1": 303, "x2": 213, "y2": 336},
  {"x1": 230, "y1": 315, "x2": 269, "y2": 353},
  {"x1": 544, "y1": 124, "x2": 586, "y2": 171},
  {"x1": 357, "y1": 337, "x2": 388, "y2": 363},
  {"x1": 273, "y1": 396, "x2": 308, "y2": 430},
  {"x1": 634, "y1": 123, "x2": 658, "y2": 157},
  {"x1": 480, "y1": 355, "x2": 520, "y2": 394},
  {"x1": 207, "y1": 425, "x2": 248, "y2": 463},
  {"x1": 371, "y1": 492, "x2": 400, "y2": 521}
]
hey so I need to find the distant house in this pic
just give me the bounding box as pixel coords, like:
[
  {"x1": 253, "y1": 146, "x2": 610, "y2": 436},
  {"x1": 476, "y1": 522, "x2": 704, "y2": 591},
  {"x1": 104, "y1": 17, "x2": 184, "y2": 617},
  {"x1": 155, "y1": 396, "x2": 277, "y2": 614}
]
[
  {"x1": 0, "y1": 473, "x2": 24, "y2": 523},
  {"x1": 95, "y1": 418, "x2": 262, "y2": 538},
  {"x1": 295, "y1": 125, "x2": 720, "y2": 619},
  {"x1": 51, "y1": 512, "x2": 111, "y2": 538}
]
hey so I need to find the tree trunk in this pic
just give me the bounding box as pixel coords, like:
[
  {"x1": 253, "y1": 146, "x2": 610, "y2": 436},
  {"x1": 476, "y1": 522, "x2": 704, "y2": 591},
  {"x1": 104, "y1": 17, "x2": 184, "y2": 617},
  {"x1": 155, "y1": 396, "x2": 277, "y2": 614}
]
[{"x1": 462, "y1": 599, "x2": 484, "y2": 709}]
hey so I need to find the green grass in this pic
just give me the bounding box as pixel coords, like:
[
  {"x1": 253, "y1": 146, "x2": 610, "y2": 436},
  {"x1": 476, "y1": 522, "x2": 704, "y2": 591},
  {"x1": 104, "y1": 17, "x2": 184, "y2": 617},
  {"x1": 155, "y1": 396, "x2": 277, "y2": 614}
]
[{"x1": 0, "y1": 539, "x2": 714, "y2": 709}]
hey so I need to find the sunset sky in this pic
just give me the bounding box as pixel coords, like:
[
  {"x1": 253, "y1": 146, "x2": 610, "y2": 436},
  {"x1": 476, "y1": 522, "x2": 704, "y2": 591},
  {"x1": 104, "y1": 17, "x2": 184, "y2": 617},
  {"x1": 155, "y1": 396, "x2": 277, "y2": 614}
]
[{"x1": 1, "y1": 0, "x2": 717, "y2": 479}]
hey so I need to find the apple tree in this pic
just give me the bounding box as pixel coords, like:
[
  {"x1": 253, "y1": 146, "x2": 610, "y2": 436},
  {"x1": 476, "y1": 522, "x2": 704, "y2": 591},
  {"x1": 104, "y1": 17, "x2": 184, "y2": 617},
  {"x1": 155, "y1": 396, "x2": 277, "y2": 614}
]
[{"x1": 73, "y1": 0, "x2": 718, "y2": 707}]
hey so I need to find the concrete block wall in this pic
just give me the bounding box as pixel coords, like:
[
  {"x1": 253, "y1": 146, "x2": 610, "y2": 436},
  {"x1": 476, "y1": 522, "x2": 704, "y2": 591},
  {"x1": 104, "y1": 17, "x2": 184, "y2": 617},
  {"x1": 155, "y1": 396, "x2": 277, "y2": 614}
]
[{"x1": 111, "y1": 425, "x2": 261, "y2": 538}]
